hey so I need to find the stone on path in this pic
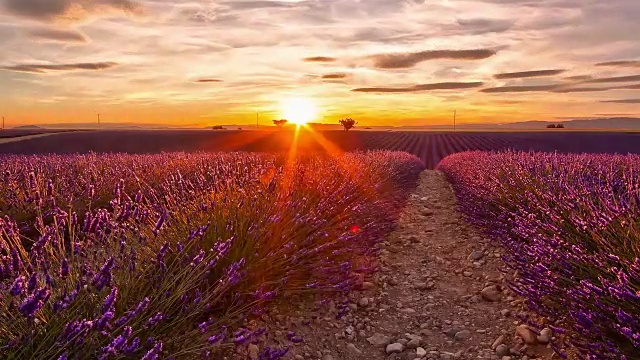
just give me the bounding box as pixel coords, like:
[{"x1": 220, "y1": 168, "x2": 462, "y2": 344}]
[
  {"x1": 516, "y1": 324, "x2": 538, "y2": 345},
  {"x1": 481, "y1": 285, "x2": 502, "y2": 302},
  {"x1": 386, "y1": 343, "x2": 405, "y2": 354},
  {"x1": 366, "y1": 333, "x2": 391, "y2": 346}
]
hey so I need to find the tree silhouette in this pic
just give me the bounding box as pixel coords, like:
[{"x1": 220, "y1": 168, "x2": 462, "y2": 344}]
[
  {"x1": 339, "y1": 118, "x2": 358, "y2": 131},
  {"x1": 556, "y1": 124, "x2": 565, "y2": 128},
  {"x1": 546, "y1": 124, "x2": 557, "y2": 129},
  {"x1": 273, "y1": 119, "x2": 288, "y2": 128}
]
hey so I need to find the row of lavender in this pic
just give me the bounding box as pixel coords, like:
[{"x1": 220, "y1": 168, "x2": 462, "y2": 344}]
[
  {"x1": 438, "y1": 152, "x2": 640, "y2": 359},
  {"x1": 0, "y1": 151, "x2": 423, "y2": 359}
]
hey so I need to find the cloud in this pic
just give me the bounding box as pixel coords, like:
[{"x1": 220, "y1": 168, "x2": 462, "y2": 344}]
[
  {"x1": 352, "y1": 82, "x2": 484, "y2": 93},
  {"x1": 482, "y1": 82, "x2": 640, "y2": 93},
  {"x1": 456, "y1": 18, "x2": 514, "y2": 35},
  {"x1": 619, "y1": 84, "x2": 640, "y2": 89},
  {"x1": 303, "y1": 56, "x2": 337, "y2": 63},
  {"x1": 586, "y1": 75, "x2": 640, "y2": 83},
  {"x1": 194, "y1": 78, "x2": 223, "y2": 83},
  {"x1": 26, "y1": 28, "x2": 87, "y2": 43},
  {"x1": 0, "y1": 61, "x2": 118, "y2": 73},
  {"x1": 4, "y1": 0, "x2": 143, "y2": 22},
  {"x1": 321, "y1": 73, "x2": 348, "y2": 80},
  {"x1": 480, "y1": 85, "x2": 561, "y2": 93},
  {"x1": 369, "y1": 49, "x2": 497, "y2": 69},
  {"x1": 600, "y1": 99, "x2": 640, "y2": 104},
  {"x1": 551, "y1": 87, "x2": 613, "y2": 93},
  {"x1": 595, "y1": 60, "x2": 640, "y2": 67},
  {"x1": 565, "y1": 75, "x2": 593, "y2": 81},
  {"x1": 494, "y1": 69, "x2": 566, "y2": 79},
  {"x1": 222, "y1": 1, "x2": 303, "y2": 10}
]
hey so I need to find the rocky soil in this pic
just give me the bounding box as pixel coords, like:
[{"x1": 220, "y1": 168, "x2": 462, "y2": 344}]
[{"x1": 238, "y1": 170, "x2": 557, "y2": 360}]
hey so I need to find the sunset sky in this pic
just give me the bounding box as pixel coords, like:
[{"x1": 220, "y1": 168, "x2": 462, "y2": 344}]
[{"x1": 1, "y1": 0, "x2": 639, "y2": 127}]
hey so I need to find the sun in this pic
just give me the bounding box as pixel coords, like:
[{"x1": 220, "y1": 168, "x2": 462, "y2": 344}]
[{"x1": 280, "y1": 97, "x2": 318, "y2": 125}]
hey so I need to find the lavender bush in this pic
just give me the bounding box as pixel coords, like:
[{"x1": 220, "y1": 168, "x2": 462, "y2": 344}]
[
  {"x1": 438, "y1": 151, "x2": 640, "y2": 359},
  {"x1": 0, "y1": 151, "x2": 422, "y2": 359}
]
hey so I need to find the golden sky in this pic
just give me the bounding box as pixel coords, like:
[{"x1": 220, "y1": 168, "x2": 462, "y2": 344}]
[{"x1": 0, "y1": 0, "x2": 639, "y2": 127}]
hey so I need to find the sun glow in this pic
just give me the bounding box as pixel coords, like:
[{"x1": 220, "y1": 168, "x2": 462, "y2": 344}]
[{"x1": 280, "y1": 97, "x2": 318, "y2": 125}]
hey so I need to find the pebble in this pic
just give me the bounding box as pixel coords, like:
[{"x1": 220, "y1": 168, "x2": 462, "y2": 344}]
[
  {"x1": 500, "y1": 309, "x2": 511, "y2": 317},
  {"x1": 516, "y1": 325, "x2": 538, "y2": 345},
  {"x1": 496, "y1": 344, "x2": 510, "y2": 357},
  {"x1": 322, "y1": 355, "x2": 334, "y2": 360},
  {"x1": 358, "y1": 297, "x2": 369, "y2": 307},
  {"x1": 454, "y1": 330, "x2": 471, "y2": 341},
  {"x1": 406, "y1": 338, "x2": 421, "y2": 349},
  {"x1": 346, "y1": 343, "x2": 362, "y2": 355},
  {"x1": 491, "y1": 335, "x2": 505, "y2": 350},
  {"x1": 537, "y1": 328, "x2": 552, "y2": 344},
  {"x1": 416, "y1": 347, "x2": 427, "y2": 357},
  {"x1": 481, "y1": 285, "x2": 502, "y2": 302},
  {"x1": 468, "y1": 251, "x2": 484, "y2": 261},
  {"x1": 367, "y1": 333, "x2": 391, "y2": 346},
  {"x1": 386, "y1": 343, "x2": 405, "y2": 354}
]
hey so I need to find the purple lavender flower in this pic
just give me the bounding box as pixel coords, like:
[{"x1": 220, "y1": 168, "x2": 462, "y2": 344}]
[
  {"x1": 9, "y1": 276, "x2": 24, "y2": 296},
  {"x1": 92, "y1": 257, "x2": 115, "y2": 291},
  {"x1": 141, "y1": 341, "x2": 162, "y2": 360},
  {"x1": 60, "y1": 258, "x2": 70, "y2": 279},
  {"x1": 102, "y1": 287, "x2": 118, "y2": 313}
]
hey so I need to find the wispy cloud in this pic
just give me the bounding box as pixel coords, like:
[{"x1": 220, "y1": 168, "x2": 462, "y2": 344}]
[
  {"x1": 566, "y1": 75, "x2": 593, "y2": 81},
  {"x1": 4, "y1": 0, "x2": 143, "y2": 21},
  {"x1": 480, "y1": 85, "x2": 560, "y2": 93},
  {"x1": 0, "y1": 62, "x2": 118, "y2": 74},
  {"x1": 303, "y1": 56, "x2": 337, "y2": 63},
  {"x1": 595, "y1": 60, "x2": 640, "y2": 68},
  {"x1": 321, "y1": 73, "x2": 348, "y2": 80},
  {"x1": 353, "y1": 82, "x2": 484, "y2": 93},
  {"x1": 26, "y1": 28, "x2": 88, "y2": 43},
  {"x1": 369, "y1": 49, "x2": 497, "y2": 69},
  {"x1": 586, "y1": 75, "x2": 640, "y2": 83},
  {"x1": 601, "y1": 99, "x2": 640, "y2": 104},
  {"x1": 494, "y1": 69, "x2": 565, "y2": 79},
  {"x1": 194, "y1": 78, "x2": 223, "y2": 83}
]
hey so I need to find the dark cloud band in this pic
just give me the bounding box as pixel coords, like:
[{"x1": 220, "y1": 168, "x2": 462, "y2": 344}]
[
  {"x1": 369, "y1": 49, "x2": 497, "y2": 69},
  {"x1": 0, "y1": 62, "x2": 118, "y2": 73},
  {"x1": 352, "y1": 82, "x2": 484, "y2": 93},
  {"x1": 494, "y1": 69, "x2": 565, "y2": 79}
]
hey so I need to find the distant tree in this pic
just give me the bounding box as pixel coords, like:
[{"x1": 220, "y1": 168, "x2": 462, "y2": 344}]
[
  {"x1": 237, "y1": 127, "x2": 243, "y2": 130},
  {"x1": 212, "y1": 125, "x2": 224, "y2": 130},
  {"x1": 339, "y1": 118, "x2": 358, "y2": 131},
  {"x1": 546, "y1": 124, "x2": 557, "y2": 129},
  {"x1": 273, "y1": 119, "x2": 288, "y2": 128},
  {"x1": 556, "y1": 124, "x2": 565, "y2": 128}
]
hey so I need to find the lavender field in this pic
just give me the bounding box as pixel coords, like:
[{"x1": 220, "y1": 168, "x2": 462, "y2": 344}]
[
  {"x1": 0, "y1": 151, "x2": 422, "y2": 359},
  {"x1": 2, "y1": 130, "x2": 640, "y2": 169},
  {"x1": 439, "y1": 152, "x2": 640, "y2": 359}
]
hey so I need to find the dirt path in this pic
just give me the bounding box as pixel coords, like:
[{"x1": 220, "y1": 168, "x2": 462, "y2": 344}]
[{"x1": 250, "y1": 170, "x2": 554, "y2": 360}]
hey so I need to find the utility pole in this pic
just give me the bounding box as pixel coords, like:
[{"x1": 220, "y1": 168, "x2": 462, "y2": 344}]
[
  {"x1": 453, "y1": 110, "x2": 457, "y2": 132},
  {"x1": 97, "y1": 113, "x2": 100, "y2": 130}
]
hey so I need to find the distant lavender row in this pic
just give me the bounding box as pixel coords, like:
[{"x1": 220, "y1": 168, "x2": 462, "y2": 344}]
[
  {"x1": 438, "y1": 152, "x2": 640, "y2": 359},
  {"x1": 3, "y1": 130, "x2": 640, "y2": 170},
  {"x1": 0, "y1": 151, "x2": 423, "y2": 359}
]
